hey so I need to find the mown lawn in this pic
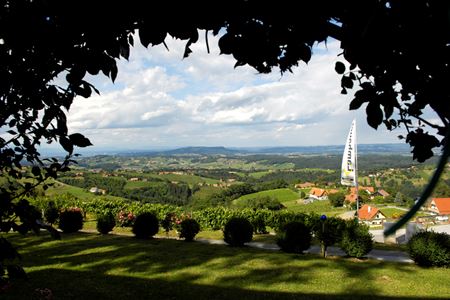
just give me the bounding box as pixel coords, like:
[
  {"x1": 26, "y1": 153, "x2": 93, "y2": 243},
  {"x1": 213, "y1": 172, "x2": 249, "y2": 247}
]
[
  {"x1": 233, "y1": 188, "x2": 300, "y2": 205},
  {"x1": 283, "y1": 199, "x2": 346, "y2": 216},
  {"x1": 3, "y1": 232, "x2": 449, "y2": 299},
  {"x1": 45, "y1": 182, "x2": 126, "y2": 202}
]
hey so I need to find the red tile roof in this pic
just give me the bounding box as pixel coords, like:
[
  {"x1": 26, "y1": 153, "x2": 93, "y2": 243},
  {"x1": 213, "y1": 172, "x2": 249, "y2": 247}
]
[
  {"x1": 358, "y1": 204, "x2": 383, "y2": 220},
  {"x1": 310, "y1": 188, "x2": 327, "y2": 197},
  {"x1": 432, "y1": 198, "x2": 450, "y2": 215},
  {"x1": 295, "y1": 182, "x2": 315, "y2": 188},
  {"x1": 345, "y1": 193, "x2": 357, "y2": 203},
  {"x1": 376, "y1": 189, "x2": 390, "y2": 197},
  {"x1": 351, "y1": 186, "x2": 375, "y2": 194}
]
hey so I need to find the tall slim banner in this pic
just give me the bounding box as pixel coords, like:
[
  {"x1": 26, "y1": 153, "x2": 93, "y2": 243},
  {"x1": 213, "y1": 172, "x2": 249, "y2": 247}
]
[{"x1": 341, "y1": 120, "x2": 357, "y2": 186}]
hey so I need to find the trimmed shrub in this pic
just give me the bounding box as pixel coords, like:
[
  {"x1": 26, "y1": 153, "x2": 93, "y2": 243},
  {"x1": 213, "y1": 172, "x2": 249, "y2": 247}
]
[
  {"x1": 132, "y1": 212, "x2": 159, "y2": 239},
  {"x1": 59, "y1": 208, "x2": 83, "y2": 233},
  {"x1": 223, "y1": 217, "x2": 253, "y2": 246},
  {"x1": 178, "y1": 219, "x2": 200, "y2": 241},
  {"x1": 276, "y1": 221, "x2": 312, "y2": 253},
  {"x1": 340, "y1": 220, "x2": 373, "y2": 258},
  {"x1": 161, "y1": 212, "x2": 176, "y2": 235},
  {"x1": 311, "y1": 215, "x2": 346, "y2": 258},
  {"x1": 44, "y1": 201, "x2": 59, "y2": 225},
  {"x1": 407, "y1": 231, "x2": 450, "y2": 267},
  {"x1": 96, "y1": 212, "x2": 116, "y2": 234}
]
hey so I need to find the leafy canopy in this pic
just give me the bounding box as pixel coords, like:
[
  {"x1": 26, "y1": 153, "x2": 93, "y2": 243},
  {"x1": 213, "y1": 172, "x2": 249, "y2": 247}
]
[{"x1": 0, "y1": 0, "x2": 449, "y2": 242}]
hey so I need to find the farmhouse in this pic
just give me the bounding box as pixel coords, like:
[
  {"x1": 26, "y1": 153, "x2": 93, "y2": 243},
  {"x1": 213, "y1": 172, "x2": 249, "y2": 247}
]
[
  {"x1": 428, "y1": 198, "x2": 450, "y2": 222},
  {"x1": 373, "y1": 189, "x2": 390, "y2": 198},
  {"x1": 345, "y1": 192, "x2": 358, "y2": 203},
  {"x1": 309, "y1": 188, "x2": 328, "y2": 200},
  {"x1": 358, "y1": 204, "x2": 386, "y2": 226},
  {"x1": 350, "y1": 186, "x2": 375, "y2": 194},
  {"x1": 345, "y1": 186, "x2": 376, "y2": 204},
  {"x1": 89, "y1": 187, "x2": 107, "y2": 195},
  {"x1": 295, "y1": 182, "x2": 315, "y2": 188}
]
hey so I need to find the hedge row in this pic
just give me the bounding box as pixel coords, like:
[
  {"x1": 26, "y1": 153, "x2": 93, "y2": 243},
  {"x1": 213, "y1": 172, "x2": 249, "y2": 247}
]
[{"x1": 32, "y1": 196, "x2": 333, "y2": 233}]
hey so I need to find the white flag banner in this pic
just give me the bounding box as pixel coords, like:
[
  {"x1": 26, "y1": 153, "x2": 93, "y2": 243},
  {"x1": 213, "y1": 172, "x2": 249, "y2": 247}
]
[{"x1": 341, "y1": 120, "x2": 357, "y2": 186}]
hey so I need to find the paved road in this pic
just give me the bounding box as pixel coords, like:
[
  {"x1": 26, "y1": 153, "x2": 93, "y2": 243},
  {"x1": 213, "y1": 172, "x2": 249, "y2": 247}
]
[
  {"x1": 196, "y1": 238, "x2": 413, "y2": 263},
  {"x1": 81, "y1": 229, "x2": 414, "y2": 263}
]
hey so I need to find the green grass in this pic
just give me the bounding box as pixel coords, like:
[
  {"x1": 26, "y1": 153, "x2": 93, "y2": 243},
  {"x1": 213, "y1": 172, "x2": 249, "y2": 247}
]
[
  {"x1": 233, "y1": 188, "x2": 300, "y2": 205},
  {"x1": 124, "y1": 181, "x2": 154, "y2": 189},
  {"x1": 248, "y1": 170, "x2": 272, "y2": 179},
  {"x1": 154, "y1": 173, "x2": 220, "y2": 185},
  {"x1": 379, "y1": 208, "x2": 407, "y2": 219},
  {"x1": 3, "y1": 232, "x2": 449, "y2": 299},
  {"x1": 282, "y1": 200, "x2": 346, "y2": 216},
  {"x1": 45, "y1": 182, "x2": 126, "y2": 202}
]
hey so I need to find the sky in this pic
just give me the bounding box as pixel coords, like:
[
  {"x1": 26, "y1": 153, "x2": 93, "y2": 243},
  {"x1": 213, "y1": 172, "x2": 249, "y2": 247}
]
[{"x1": 61, "y1": 32, "x2": 403, "y2": 152}]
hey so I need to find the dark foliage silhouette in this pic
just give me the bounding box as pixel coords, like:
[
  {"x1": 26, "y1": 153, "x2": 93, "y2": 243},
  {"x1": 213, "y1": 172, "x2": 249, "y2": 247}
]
[{"x1": 1, "y1": 0, "x2": 450, "y2": 283}]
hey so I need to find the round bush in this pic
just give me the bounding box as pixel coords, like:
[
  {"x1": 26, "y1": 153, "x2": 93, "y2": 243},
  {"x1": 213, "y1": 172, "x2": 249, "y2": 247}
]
[
  {"x1": 340, "y1": 221, "x2": 373, "y2": 258},
  {"x1": 223, "y1": 217, "x2": 253, "y2": 247},
  {"x1": 96, "y1": 212, "x2": 116, "y2": 234},
  {"x1": 59, "y1": 208, "x2": 83, "y2": 233},
  {"x1": 407, "y1": 231, "x2": 450, "y2": 267},
  {"x1": 44, "y1": 201, "x2": 59, "y2": 225},
  {"x1": 132, "y1": 212, "x2": 159, "y2": 239},
  {"x1": 276, "y1": 221, "x2": 312, "y2": 253},
  {"x1": 178, "y1": 219, "x2": 200, "y2": 241}
]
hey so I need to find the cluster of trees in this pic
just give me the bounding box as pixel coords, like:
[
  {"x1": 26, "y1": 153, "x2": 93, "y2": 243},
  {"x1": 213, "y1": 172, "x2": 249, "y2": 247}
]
[
  {"x1": 256, "y1": 170, "x2": 339, "y2": 186},
  {"x1": 208, "y1": 180, "x2": 289, "y2": 207},
  {"x1": 59, "y1": 173, "x2": 192, "y2": 206},
  {"x1": 118, "y1": 182, "x2": 192, "y2": 206},
  {"x1": 59, "y1": 174, "x2": 127, "y2": 194}
]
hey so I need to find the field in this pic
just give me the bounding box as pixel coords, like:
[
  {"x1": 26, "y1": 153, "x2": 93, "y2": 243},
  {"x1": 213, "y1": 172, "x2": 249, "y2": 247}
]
[
  {"x1": 283, "y1": 199, "x2": 347, "y2": 216},
  {"x1": 4, "y1": 232, "x2": 449, "y2": 299},
  {"x1": 233, "y1": 188, "x2": 300, "y2": 204},
  {"x1": 45, "y1": 182, "x2": 126, "y2": 202}
]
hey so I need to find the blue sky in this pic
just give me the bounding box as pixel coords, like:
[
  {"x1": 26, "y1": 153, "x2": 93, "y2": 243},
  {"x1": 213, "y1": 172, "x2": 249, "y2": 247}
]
[{"x1": 62, "y1": 32, "x2": 404, "y2": 151}]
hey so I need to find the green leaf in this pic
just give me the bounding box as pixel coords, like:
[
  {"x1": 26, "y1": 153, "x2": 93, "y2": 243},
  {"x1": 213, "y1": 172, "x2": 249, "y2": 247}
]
[
  {"x1": 335, "y1": 61, "x2": 346, "y2": 74},
  {"x1": 366, "y1": 101, "x2": 383, "y2": 129},
  {"x1": 139, "y1": 27, "x2": 167, "y2": 48},
  {"x1": 31, "y1": 166, "x2": 40, "y2": 177},
  {"x1": 59, "y1": 136, "x2": 73, "y2": 154},
  {"x1": 341, "y1": 76, "x2": 354, "y2": 89},
  {"x1": 69, "y1": 133, "x2": 92, "y2": 147},
  {"x1": 349, "y1": 97, "x2": 365, "y2": 110}
]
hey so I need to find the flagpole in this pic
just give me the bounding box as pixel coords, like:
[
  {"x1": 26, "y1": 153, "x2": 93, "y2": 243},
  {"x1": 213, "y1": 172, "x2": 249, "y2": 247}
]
[
  {"x1": 354, "y1": 120, "x2": 359, "y2": 220},
  {"x1": 341, "y1": 119, "x2": 358, "y2": 220}
]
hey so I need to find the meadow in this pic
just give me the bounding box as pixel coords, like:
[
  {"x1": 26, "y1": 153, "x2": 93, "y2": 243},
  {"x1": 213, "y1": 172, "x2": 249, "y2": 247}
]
[{"x1": 3, "y1": 232, "x2": 449, "y2": 299}]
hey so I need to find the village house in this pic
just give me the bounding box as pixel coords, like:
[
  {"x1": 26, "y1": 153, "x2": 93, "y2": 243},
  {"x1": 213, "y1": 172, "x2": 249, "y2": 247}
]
[
  {"x1": 350, "y1": 186, "x2": 375, "y2": 194},
  {"x1": 345, "y1": 193, "x2": 358, "y2": 204},
  {"x1": 428, "y1": 198, "x2": 450, "y2": 222},
  {"x1": 308, "y1": 188, "x2": 328, "y2": 201},
  {"x1": 373, "y1": 189, "x2": 390, "y2": 198},
  {"x1": 89, "y1": 187, "x2": 107, "y2": 195},
  {"x1": 345, "y1": 186, "x2": 376, "y2": 204},
  {"x1": 295, "y1": 182, "x2": 315, "y2": 189},
  {"x1": 358, "y1": 204, "x2": 386, "y2": 226}
]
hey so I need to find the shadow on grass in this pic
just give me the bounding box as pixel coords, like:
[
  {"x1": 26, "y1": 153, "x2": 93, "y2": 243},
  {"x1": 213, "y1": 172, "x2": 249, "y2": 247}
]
[{"x1": 3, "y1": 232, "x2": 446, "y2": 299}]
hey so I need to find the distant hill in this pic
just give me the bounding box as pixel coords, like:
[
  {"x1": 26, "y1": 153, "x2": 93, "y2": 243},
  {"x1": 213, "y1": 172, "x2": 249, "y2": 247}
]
[
  {"x1": 151, "y1": 144, "x2": 411, "y2": 156},
  {"x1": 157, "y1": 146, "x2": 243, "y2": 156},
  {"x1": 41, "y1": 143, "x2": 412, "y2": 157},
  {"x1": 240, "y1": 143, "x2": 411, "y2": 155}
]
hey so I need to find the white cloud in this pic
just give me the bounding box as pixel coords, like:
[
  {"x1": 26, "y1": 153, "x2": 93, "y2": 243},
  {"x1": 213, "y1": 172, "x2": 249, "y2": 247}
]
[{"x1": 66, "y1": 33, "x2": 401, "y2": 149}]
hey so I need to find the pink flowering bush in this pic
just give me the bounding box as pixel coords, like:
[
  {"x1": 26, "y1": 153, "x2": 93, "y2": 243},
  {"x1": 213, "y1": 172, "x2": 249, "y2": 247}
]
[{"x1": 117, "y1": 210, "x2": 135, "y2": 227}]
